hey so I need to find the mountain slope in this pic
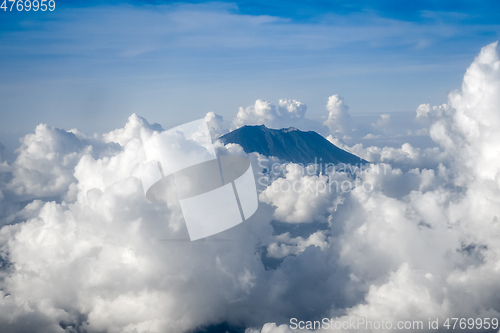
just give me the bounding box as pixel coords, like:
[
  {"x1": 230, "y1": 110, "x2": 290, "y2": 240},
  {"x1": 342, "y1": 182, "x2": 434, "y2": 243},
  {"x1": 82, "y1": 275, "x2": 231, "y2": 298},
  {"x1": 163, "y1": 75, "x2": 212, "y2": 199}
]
[{"x1": 219, "y1": 125, "x2": 367, "y2": 165}]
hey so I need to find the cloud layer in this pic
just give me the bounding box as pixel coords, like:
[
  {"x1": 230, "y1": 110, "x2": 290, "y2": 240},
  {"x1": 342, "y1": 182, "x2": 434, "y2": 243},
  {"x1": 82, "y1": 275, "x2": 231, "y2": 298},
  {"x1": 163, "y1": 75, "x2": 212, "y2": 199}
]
[{"x1": 0, "y1": 42, "x2": 499, "y2": 333}]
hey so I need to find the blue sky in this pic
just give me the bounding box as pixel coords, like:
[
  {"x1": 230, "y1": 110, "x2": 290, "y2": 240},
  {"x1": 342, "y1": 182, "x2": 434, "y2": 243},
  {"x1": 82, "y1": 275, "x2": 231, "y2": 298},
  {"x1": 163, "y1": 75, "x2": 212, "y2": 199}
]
[{"x1": 1, "y1": 0, "x2": 499, "y2": 153}]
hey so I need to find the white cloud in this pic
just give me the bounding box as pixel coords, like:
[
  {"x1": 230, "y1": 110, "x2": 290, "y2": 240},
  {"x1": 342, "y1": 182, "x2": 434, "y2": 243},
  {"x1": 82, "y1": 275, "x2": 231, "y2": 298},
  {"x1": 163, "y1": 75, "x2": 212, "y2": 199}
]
[
  {"x1": 320, "y1": 41, "x2": 500, "y2": 332},
  {"x1": 230, "y1": 99, "x2": 322, "y2": 132},
  {"x1": 231, "y1": 100, "x2": 278, "y2": 130},
  {"x1": 267, "y1": 231, "x2": 329, "y2": 259},
  {"x1": 246, "y1": 323, "x2": 295, "y2": 333},
  {"x1": 205, "y1": 111, "x2": 227, "y2": 139},
  {"x1": 259, "y1": 163, "x2": 350, "y2": 223},
  {"x1": 103, "y1": 113, "x2": 162, "y2": 147},
  {"x1": 326, "y1": 136, "x2": 449, "y2": 172},
  {"x1": 5, "y1": 124, "x2": 90, "y2": 200},
  {"x1": 324, "y1": 94, "x2": 351, "y2": 134},
  {"x1": 277, "y1": 99, "x2": 307, "y2": 120},
  {"x1": 251, "y1": 41, "x2": 500, "y2": 333},
  {"x1": 1, "y1": 42, "x2": 500, "y2": 333}
]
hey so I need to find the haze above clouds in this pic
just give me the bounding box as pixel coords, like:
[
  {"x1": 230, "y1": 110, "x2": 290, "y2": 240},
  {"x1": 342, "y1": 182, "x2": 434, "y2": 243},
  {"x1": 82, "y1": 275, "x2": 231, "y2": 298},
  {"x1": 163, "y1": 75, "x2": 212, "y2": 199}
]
[
  {"x1": 0, "y1": 42, "x2": 499, "y2": 332},
  {"x1": 1, "y1": 0, "x2": 499, "y2": 157}
]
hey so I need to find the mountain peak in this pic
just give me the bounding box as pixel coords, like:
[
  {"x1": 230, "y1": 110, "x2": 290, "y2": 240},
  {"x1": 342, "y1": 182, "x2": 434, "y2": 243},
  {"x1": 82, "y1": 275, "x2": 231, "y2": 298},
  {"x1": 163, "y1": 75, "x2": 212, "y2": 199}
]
[{"x1": 220, "y1": 125, "x2": 367, "y2": 165}]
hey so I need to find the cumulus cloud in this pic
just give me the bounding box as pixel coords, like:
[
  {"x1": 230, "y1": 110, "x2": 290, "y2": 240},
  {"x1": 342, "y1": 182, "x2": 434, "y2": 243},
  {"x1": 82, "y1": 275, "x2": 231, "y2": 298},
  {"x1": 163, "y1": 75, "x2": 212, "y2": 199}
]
[
  {"x1": 327, "y1": 136, "x2": 449, "y2": 172},
  {"x1": 0, "y1": 116, "x2": 269, "y2": 332},
  {"x1": 1, "y1": 42, "x2": 500, "y2": 333},
  {"x1": 5, "y1": 124, "x2": 90, "y2": 200},
  {"x1": 231, "y1": 100, "x2": 278, "y2": 130},
  {"x1": 248, "y1": 41, "x2": 500, "y2": 333},
  {"x1": 277, "y1": 99, "x2": 307, "y2": 120},
  {"x1": 324, "y1": 94, "x2": 351, "y2": 135},
  {"x1": 231, "y1": 98, "x2": 321, "y2": 132},
  {"x1": 259, "y1": 163, "x2": 351, "y2": 223},
  {"x1": 0, "y1": 111, "x2": 342, "y2": 332},
  {"x1": 2, "y1": 114, "x2": 161, "y2": 203},
  {"x1": 266, "y1": 231, "x2": 329, "y2": 259},
  {"x1": 103, "y1": 114, "x2": 163, "y2": 147},
  {"x1": 205, "y1": 111, "x2": 227, "y2": 139}
]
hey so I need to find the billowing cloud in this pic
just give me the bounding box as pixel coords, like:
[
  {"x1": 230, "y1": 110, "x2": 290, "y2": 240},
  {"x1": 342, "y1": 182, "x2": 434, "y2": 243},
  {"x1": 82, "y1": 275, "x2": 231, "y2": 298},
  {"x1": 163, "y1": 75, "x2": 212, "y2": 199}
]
[
  {"x1": 5, "y1": 124, "x2": 90, "y2": 200},
  {"x1": 231, "y1": 99, "x2": 322, "y2": 132},
  {"x1": 205, "y1": 111, "x2": 227, "y2": 139},
  {"x1": 277, "y1": 99, "x2": 307, "y2": 121},
  {"x1": 0, "y1": 42, "x2": 500, "y2": 333},
  {"x1": 259, "y1": 163, "x2": 351, "y2": 223},
  {"x1": 249, "y1": 41, "x2": 500, "y2": 332},
  {"x1": 231, "y1": 100, "x2": 278, "y2": 130},
  {"x1": 324, "y1": 94, "x2": 352, "y2": 135}
]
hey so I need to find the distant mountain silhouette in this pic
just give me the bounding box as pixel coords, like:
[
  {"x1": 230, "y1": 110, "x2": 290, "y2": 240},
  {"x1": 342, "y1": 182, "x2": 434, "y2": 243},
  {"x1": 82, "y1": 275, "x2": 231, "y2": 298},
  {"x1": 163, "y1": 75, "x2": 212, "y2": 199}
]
[{"x1": 219, "y1": 125, "x2": 367, "y2": 165}]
